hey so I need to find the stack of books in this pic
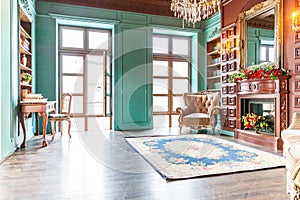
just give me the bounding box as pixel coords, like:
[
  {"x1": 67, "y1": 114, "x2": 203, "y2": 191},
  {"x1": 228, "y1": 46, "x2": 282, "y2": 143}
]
[
  {"x1": 22, "y1": 94, "x2": 48, "y2": 103},
  {"x1": 21, "y1": 38, "x2": 30, "y2": 51}
]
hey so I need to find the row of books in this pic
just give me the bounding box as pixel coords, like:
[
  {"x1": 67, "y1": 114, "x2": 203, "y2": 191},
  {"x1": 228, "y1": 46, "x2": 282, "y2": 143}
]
[{"x1": 21, "y1": 38, "x2": 30, "y2": 51}]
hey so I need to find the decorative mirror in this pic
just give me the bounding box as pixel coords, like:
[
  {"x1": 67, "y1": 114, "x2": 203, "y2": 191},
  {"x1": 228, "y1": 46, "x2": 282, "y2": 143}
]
[{"x1": 239, "y1": 0, "x2": 282, "y2": 69}]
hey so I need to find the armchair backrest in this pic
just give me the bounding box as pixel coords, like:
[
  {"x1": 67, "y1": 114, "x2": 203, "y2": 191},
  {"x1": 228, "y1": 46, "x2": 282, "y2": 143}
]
[
  {"x1": 289, "y1": 112, "x2": 300, "y2": 130},
  {"x1": 183, "y1": 91, "x2": 220, "y2": 114}
]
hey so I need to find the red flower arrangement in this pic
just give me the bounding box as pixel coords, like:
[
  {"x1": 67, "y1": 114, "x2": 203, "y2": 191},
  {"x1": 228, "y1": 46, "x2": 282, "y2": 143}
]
[
  {"x1": 240, "y1": 113, "x2": 270, "y2": 131},
  {"x1": 228, "y1": 63, "x2": 288, "y2": 82}
]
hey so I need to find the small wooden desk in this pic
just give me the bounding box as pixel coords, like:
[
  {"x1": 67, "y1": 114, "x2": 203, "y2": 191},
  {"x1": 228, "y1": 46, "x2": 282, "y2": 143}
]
[{"x1": 20, "y1": 101, "x2": 55, "y2": 148}]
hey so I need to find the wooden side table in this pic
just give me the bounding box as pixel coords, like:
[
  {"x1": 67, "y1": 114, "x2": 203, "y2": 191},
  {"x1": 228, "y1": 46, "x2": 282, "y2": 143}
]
[{"x1": 20, "y1": 101, "x2": 56, "y2": 147}]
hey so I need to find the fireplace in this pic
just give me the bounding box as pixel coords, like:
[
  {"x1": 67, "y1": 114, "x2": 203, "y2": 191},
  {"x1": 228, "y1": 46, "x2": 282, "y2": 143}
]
[
  {"x1": 234, "y1": 76, "x2": 289, "y2": 150},
  {"x1": 241, "y1": 98, "x2": 275, "y2": 135}
]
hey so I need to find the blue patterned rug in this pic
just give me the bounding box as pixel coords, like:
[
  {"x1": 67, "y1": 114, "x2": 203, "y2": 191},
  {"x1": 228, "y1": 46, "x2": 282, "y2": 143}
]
[{"x1": 125, "y1": 134, "x2": 285, "y2": 180}]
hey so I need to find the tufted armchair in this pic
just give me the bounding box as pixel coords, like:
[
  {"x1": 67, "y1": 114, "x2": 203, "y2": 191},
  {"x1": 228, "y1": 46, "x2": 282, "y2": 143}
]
[
  {"x1": 176, "y1": 91, "x2": 221, "y2": 134},
  {"x1": 281, "y1": 112, "x2": 300, "y2": 199}
]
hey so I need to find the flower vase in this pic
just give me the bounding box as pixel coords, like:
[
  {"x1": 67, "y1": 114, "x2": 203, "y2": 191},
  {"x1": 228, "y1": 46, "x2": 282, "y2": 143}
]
[{"x1": 21, "y1": 55, "x2": 27, "y2": 66}]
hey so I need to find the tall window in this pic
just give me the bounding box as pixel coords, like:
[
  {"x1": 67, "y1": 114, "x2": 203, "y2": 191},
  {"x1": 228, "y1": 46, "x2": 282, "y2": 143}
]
[
  {"x1": 59, "y1": 26, "x2": 112, "y2": 131},
  {"x1": 153, "y1": 34, "x2": 191, "y2": 128}
]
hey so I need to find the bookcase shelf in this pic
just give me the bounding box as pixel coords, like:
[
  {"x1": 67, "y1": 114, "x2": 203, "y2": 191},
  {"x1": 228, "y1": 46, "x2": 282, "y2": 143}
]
[
  {"x1": 206, "y1": 37, "x2": 221, "y2": 92},
  {"x1": 19, "y1": 7, "x2": 33, "y2": 98}
]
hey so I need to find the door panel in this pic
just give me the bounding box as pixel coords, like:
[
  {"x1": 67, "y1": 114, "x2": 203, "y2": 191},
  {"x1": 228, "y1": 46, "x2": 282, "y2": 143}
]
[{"x1": 115, "y1": 25, "x2": 153, "y2": 130}]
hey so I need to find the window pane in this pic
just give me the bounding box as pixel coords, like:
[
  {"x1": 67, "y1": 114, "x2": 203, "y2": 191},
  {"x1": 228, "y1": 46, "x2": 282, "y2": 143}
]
[
  {"x1": 173, "y1": 61, "x2": 189, "y2": 77},
  {"x1": 62, "y1": 28, "x2": 84, "y2": 48},
  {"x1": 172, "y1": 95, "x2": 185, "y2": 111},
  {"x1": 153, "y1": 61, "x2": 169, "y2": 76},
  {"x1": 260, "y1": 46, "x2": 267, "y2": 61},
  {"x1": 106, "y1": 96, "x2": 111, "y2": 116},
  {"x1": 153, "y1": 37, "x2": 168, "y2": 54},
  {"x1": 71, "y1": 96, "x2": 83, "y2": 114},
  {"x1": 62, "y1": 76, "x2": 83, "y2": 93},
  {"x1": 269, "y1": 47, "x2": 274, "y2": 62},
  {"x1": 62, "y1": 55, "x2": 83, "y2": 74},
  {"x1": 153, "y1": 96, "x2": 168, "y2": 112},
  {"x1": 87, "y1": 55, "x2": 103, "y2": 84},
  {"x1": 172, "y1": 38, "x2": 189, "y2": 55},
  {"x1": 106, "y1": 76, "x2": 111, "y2": 94},
  {"x1": 88, "y1": 31, "x2": 109, "y2": 50},
  {"x1": 87, "y1": 85, "x2": 103, "y2": 114},
  {"x1": 87, "y1": 55, "x2": 104, "y2": 115},
  {"x1": 173, "y1": 79, "x2": 189, "y2": 94},
  {"x1": 153, "y1": 78, "x2": 169, "y2": 94},
  {"x1": 87, "y1": 102, "x2": 103, "y2": 115}
]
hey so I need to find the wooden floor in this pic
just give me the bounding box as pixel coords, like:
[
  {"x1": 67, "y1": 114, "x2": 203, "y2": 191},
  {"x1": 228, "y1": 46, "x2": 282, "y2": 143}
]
[{"x1": 0, "y1": 126, "x2": 289, "y2": 200}]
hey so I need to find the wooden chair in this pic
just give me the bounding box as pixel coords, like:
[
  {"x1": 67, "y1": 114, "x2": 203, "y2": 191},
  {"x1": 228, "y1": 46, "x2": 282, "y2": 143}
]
[{"x1": 48, "y1": 93, "x2": 72, "y2": 140}]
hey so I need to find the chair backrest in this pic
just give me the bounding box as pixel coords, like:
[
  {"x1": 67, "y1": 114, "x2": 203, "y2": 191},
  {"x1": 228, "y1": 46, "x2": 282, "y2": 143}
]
[
  {"x1": 60, "y1": 93, "x2": 72, "y2": 116},
  {"x1": 183, "y1": 91, "x2": 220, "y2": 114}
]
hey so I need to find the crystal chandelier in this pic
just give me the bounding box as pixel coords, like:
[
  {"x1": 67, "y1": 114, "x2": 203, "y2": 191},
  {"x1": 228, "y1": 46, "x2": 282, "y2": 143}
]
[{"x1": 170, "y1": 0, "x2": 221, "y2": 28}]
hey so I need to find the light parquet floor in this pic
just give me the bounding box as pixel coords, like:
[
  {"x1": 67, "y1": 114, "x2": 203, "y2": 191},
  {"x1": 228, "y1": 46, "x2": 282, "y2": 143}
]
[{"x1": 0, "y1": 126, "x2": 289, "y2": 200}]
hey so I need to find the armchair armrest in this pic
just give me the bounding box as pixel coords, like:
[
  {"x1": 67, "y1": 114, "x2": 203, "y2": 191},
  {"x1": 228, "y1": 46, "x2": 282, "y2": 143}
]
[
  {"x1": 292, "y1": 160, "x2": 300, "y2": 187},
  {"x1": 176, "y1": 106, "x2": 190, "y2": 125},
  {"x1": 208, "y1": 106, "x2": 221, "y2": 128},
  {"x1": 176, "y1": 106, "x2": 190, "y2": 116},
  {"x1": 208, "y1": 106, "x2": 221, "y2": 119}
]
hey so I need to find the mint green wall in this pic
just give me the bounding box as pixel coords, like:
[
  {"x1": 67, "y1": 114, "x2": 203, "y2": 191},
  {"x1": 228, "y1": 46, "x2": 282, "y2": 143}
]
[
  {"x1": 0, "y1": 0, "x2": 36, "y2": 160},
  {"x1": 1, "y1": 0, "x2": 18, "y2": 159},
  {"x1": 36, "y1": 1, "x2": 203, "y2": 131}
]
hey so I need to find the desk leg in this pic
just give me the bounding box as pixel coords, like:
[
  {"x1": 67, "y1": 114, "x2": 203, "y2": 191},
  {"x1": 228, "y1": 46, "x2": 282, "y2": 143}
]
[
  {"x1": 20, "y1": 113, "x2": 26, "y2": 148},
  {"x1": 35, "y1": 112, "x2": 39, "y2": 135},
  {"x1": 40, "y1": 112, "x2": 48, "y2": 147}
]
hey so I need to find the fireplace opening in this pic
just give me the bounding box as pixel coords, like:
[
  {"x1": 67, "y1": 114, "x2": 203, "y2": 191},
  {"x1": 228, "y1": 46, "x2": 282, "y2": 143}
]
[{"x1": 241, "y1": 98, "x2": 275, "y2": 135}]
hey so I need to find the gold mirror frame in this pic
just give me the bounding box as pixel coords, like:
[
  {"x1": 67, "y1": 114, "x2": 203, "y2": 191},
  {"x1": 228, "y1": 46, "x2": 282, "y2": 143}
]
[{"x1": 239, "y1": 0, "x2": 282, "y2": 69}]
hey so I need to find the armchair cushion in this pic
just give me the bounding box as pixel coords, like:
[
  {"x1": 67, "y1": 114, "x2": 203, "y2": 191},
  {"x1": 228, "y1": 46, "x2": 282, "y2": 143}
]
[{"x1": 183, "y1": 113, "x2": 210, "y2": 124}]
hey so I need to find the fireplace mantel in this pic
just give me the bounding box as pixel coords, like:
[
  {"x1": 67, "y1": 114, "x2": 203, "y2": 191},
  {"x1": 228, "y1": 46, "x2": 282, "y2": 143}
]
[{"x1": 235, "y1": 75, "x2": 289, "y2": 150}]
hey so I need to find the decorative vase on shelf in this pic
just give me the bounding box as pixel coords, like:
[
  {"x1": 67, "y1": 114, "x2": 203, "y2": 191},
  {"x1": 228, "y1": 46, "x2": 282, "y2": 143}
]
[{"x1": 21, "y1": 54, "x2": 27, "y2": 66}]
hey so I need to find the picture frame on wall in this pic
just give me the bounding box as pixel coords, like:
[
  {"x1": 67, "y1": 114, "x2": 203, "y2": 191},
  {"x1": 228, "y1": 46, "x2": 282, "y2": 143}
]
[
  {"x1": 295, "y1": 31, "x2": 300, "y2": 43},
  {"x1": 295, "y1": 80, "x2": 300, "y2": 91},
  {"x1": 295, "y1": 47, "x2": 300, "y2": 59},
  {"x1": 296, "y1": 63, "x2": 300, "y2": 74},
  {"x1": 295, "y1": 96, "x2": 300, "y2": 108}
]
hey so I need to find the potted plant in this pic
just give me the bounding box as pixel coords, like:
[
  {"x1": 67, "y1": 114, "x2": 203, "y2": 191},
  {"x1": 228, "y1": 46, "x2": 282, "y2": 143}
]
[{"x1": 21, "y1": 72, "x2": 32, "y2": 84}]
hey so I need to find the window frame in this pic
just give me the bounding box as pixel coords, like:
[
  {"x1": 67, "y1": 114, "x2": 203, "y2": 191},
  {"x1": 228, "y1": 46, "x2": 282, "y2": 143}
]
[{"x1": 152, "y1": 34, "x2": 191, "y2": 127}]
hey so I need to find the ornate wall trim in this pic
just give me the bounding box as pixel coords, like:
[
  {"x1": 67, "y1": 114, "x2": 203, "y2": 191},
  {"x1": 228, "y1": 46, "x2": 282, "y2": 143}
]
[{"x1": 19, "y1": 0, "x2": 35, "y2": 21}]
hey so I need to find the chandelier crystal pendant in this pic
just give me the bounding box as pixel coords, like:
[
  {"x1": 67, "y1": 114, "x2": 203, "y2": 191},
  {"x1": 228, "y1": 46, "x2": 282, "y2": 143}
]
[{"x1": 170, "y1": 0, "x2": 221, "y2": 28}]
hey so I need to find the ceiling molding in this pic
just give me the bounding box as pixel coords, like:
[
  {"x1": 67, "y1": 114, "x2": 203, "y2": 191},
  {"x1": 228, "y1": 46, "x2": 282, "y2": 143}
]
[{"x1": 39, "y1": 0, "x2": 173, "y2": 17}]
